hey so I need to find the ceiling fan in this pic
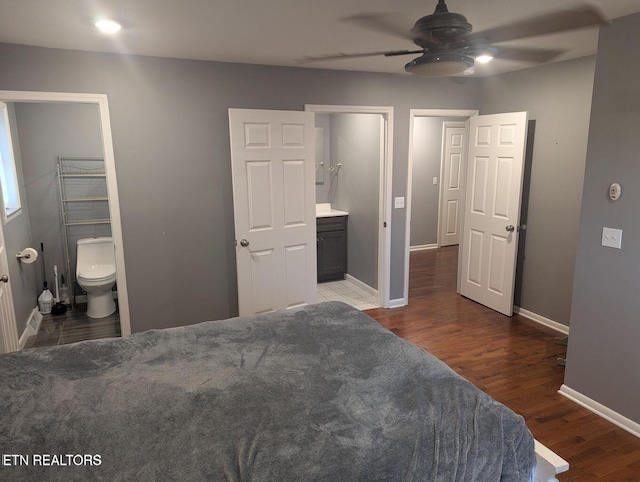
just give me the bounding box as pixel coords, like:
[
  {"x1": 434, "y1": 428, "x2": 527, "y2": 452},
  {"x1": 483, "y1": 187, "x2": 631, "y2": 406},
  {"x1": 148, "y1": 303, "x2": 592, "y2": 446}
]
[{"x1": 298, "y1": 0, "x2": 608, "y2": 77}]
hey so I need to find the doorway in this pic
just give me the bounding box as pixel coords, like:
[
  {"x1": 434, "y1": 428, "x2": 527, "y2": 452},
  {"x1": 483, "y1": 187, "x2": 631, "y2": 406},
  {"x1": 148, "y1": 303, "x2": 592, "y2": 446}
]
[
  {"x1": 0, "y1": 91, "x2": 130, "y2": 344},
  {"x1": 405, "y1": 109, "x2": 477, "y2": 303},
  {"x1": 305, "y1": 104, "x2": 393, "y2": 309},
  {"x1": 406, "y1": 109, "x2": 530, "y2": 317}
]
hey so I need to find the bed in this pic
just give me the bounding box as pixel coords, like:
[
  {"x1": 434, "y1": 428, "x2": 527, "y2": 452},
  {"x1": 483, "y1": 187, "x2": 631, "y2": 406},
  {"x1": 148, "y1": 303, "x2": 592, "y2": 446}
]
[{"x1": 1, "y1": 302, "x2": 566, "y2": 481}]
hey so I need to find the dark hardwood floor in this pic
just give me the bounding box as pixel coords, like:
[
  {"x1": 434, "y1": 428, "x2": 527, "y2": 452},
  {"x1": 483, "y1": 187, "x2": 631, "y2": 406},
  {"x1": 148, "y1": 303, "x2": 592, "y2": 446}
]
[
  {"x1": 23, "y1": 303, "x2": 120, "y2": 349},
  {"x1": 365, "y1": 247, "x2": 640, "y2": 481}
]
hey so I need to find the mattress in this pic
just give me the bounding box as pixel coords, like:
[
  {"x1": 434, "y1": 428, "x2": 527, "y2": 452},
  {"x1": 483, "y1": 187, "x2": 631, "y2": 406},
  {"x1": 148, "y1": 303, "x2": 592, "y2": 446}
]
[{"x1": 0, "y1": 301, "x2": 535, "y2": 481}]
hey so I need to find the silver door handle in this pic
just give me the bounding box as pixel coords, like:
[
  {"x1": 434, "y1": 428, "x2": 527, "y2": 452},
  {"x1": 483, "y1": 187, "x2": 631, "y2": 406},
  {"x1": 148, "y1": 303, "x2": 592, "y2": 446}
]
[
  {"x1": 506, "y1": 225, "x2": 515, "y2": 232},
  {"x1": 1, "y1": 274, "x2": 8, "y2": 283},
  {"x1": 240, "y1": 239, "x2": 250, "y2": 247}
]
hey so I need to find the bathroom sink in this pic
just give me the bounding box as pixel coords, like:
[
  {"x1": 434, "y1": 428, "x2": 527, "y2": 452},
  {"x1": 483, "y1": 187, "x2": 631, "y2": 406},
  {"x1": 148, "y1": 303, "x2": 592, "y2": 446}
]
[{"x1": 316, "y1": 203, "x2": 348, "y2": 218}]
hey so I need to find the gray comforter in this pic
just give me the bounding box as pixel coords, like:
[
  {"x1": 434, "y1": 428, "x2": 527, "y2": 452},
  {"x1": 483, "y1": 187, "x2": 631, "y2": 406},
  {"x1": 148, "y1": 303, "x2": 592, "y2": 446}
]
[{"x1": 0, "y1": 302, "x2": 535, "y2": 481}]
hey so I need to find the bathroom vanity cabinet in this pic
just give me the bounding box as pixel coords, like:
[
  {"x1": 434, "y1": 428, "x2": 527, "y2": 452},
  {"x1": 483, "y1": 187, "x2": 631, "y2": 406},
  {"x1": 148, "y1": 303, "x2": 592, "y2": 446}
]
[{"x1": 317, "y1": 215, "x2": 347, "y2": 282}]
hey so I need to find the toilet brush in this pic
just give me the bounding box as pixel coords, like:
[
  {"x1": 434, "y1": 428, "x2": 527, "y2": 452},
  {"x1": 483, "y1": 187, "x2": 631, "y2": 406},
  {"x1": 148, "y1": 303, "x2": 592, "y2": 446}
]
[
  {"x1": 51, "y1": 265, "x2": 67, "y2": 315},
  {"x1": 37, "y1": 243, "x2": 54, "y2": 314}
]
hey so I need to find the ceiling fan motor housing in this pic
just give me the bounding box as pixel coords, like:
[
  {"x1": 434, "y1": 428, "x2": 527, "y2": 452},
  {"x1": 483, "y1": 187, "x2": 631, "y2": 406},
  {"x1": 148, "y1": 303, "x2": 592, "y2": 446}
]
[{"x1": 412, "y1": 11, "x2": 472, "y2": 47}]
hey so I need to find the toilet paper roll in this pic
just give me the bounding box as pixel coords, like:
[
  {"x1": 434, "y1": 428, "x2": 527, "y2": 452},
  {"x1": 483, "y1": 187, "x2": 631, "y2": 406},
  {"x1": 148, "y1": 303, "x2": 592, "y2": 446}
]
[{"x1": 17, "y1": 247, "x2": 38, "y2": 264}]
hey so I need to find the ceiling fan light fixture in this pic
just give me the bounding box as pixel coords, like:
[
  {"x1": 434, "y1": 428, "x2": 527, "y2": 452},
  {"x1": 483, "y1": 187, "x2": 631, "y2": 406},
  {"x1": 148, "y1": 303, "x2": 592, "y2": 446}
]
[
  {"x1": 475, "y1": 54, "x2": 494, "y2": 64},
  {"x1": 405, "y1": 52, "x2": 474, "y2": 78},
  {"x1": 95, "y1": 19, "x2": 122, "y2": 34}
]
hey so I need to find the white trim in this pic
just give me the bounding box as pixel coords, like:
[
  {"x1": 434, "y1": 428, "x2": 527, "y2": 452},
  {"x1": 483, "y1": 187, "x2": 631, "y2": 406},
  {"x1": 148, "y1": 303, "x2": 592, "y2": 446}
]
[
  {"x1": 534, "y1": 440, "x2": 569, "y2": 482},
  {"x1": 345, "y1": 274, "x2": 378, "y2": 297},
  {"x1": 0, "y1": 91, "x2": 131, "y2": 337},
  {"x1": 406, "y1": 109, "x2": 478, "y2": 305},
  {"x1": 559, "y1": 384, "x2": 640, "y2": 439},
  {"x1": 18, "y1": 308, "x2": 42, "y2": 350},
  {"x1": 388, "y1": 298, "x2": 406, "y2": 309},
  {"x1": 513, "y1": 307, "x2": 570, "y2": 336},
  {"x1": 410, "y1": 244, "x2": 438, "y2": 252},
  {"x1": 305, "y1": 104, "x2": 393, "y2": 309}
]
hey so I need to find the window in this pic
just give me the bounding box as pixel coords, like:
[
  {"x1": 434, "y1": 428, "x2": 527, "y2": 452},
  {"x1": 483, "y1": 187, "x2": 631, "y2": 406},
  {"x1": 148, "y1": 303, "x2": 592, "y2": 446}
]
[{"x1": 0, "y1": 101, "x2": 21, "y2": 222}]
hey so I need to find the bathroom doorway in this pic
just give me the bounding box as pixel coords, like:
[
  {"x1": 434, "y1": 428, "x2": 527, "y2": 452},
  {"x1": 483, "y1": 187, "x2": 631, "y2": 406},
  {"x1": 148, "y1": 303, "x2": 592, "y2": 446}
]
[
  {"x1": 305, "y1": 104, "x2": 393, "y2": 310},
  {"x1": 0, "y1": 91, "x2": 130, "y2": 347}
]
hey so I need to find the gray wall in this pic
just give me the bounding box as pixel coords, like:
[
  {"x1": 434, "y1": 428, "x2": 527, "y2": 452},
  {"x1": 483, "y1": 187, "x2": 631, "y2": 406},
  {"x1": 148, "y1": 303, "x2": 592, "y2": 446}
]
[
  {"x1": 411, "y1": 117, "x2": 442, "y2": 247},
  {"x1": 410, "y1": 116, "x2": 462, "y2": 247},
  {"x1": 329, "y1": 113, "x2": 381, "y2": 289},
  {"x1": 0, "y1": 43, "x2": 483, "y2": 332},
  {"x1": 564, "y1": 13, "x2": 640, "y2": 424},
  {"x1": 2, "y1": 104, "x2": 38, "y2": 336},
  {"x1": 14, "y1": 103, "x2": 106, "y2": 298},
  {"x1": 481, "y1": 56, "x2": 596, "y2": 325}
]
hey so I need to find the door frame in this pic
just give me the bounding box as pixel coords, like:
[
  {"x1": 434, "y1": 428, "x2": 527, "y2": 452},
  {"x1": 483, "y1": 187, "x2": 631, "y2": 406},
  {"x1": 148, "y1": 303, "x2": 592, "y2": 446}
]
[
  {"x1": 0, "y1": 90, "x2": 131, "y2": 337},
  {"x1": 405, "y1": 109, "x2": 478, "y2": 304},
  {"x1": 0, "y1": 212, "x2": 19, "y2": 352},
  {"x1": 304, "y1": 104, "x2": 393, "y2": 309}
]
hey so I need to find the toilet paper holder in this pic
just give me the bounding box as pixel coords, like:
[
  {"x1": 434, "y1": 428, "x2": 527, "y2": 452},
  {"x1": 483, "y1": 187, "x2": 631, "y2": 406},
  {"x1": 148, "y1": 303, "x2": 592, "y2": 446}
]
[{"x1": 16, "y1": 248, "x2": 39, "y2": 264}]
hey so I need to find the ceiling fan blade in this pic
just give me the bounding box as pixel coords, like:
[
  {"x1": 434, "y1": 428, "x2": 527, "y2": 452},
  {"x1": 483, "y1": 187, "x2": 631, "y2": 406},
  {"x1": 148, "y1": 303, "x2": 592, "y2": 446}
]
[
  {"x1": 342, "y1": 13, "x2": 414, "y2": 41},
  {"x1": 343, "y1": 13, "x2": 444, "y2": 49},
  {"x1": 489, "y1": 45, "x2": 567, "y2": 63},
  {"x1": 296, "y1": 49, "x2": 423, "y2": 64},
  {"x1": 466, "y1": 4, "x2": 609, "y2": 44}
]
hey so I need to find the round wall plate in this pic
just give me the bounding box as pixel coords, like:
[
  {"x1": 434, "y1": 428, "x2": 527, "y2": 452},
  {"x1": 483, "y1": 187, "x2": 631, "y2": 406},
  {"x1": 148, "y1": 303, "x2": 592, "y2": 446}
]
[{"x1": 609, "y1": 182, "x2": 621, "y2": 201}]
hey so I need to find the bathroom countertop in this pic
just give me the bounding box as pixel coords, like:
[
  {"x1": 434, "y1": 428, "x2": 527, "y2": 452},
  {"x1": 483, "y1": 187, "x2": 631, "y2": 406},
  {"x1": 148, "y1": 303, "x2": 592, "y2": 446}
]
[{"x1": 316, "y1": 203, "x2": 348, "y2": 218}]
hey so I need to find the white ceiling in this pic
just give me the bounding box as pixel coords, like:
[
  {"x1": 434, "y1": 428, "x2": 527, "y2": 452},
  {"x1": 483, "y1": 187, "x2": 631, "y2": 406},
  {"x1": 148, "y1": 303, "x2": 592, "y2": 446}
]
[{"x1": 1, "y1": 0, "x2": 640, "y2": 77}]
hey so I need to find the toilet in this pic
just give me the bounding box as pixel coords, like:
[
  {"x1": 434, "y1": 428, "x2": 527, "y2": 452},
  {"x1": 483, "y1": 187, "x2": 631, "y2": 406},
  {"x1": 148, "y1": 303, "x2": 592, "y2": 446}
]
[{"x1": 76, "y1": 237, "x2": 117, "y2": 318}]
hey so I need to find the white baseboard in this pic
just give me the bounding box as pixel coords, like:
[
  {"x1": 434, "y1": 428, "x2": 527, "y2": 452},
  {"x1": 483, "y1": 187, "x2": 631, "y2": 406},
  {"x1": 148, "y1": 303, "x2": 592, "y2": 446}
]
[
  {"x1": 345, "y1": 274, "x2": 378, "y2": 297},
  {"x1": 513, "y1": 306, "x2": 570, "y2": 336},
  {"x1": 409, "y1": 244, "x2": 438, "y2": 252},
  {"x1": 18, "y1": 308, "x2": 42, "y2": 350},
  {"x1": 559, "y1": 384, "x2": 640, "y2": 439},
  {"x1": 388, "y1": 298, "x2": 406, "y2": 309}
]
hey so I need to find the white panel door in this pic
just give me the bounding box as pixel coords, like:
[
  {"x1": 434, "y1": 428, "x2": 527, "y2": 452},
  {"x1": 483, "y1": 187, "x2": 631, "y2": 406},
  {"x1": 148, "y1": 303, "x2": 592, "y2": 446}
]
[
  {"x1": 460, "y1": 112, "x2": 528, "y2": 316},
  {"x1": 439, "y1": 121, "x2": 467, "y2": 247},
  {"x1": 229, "y1": 109, "x2": 317, "y2": 316},
  {"x1": 0, "y1": 216, "x2": 19, "y2": 353}
]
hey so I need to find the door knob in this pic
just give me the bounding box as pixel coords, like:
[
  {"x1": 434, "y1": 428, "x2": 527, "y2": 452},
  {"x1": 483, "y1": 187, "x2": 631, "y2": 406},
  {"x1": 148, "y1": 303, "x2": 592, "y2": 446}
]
[
  {"x1": 240, "y1": 239, "x2": 250, "y2": 247},
  {"x1": 505, "y1": 225, "x2": 515, "y2": 232},
  {"x1": 1, "y1": 274, "x2": 8, "y2": 283}
]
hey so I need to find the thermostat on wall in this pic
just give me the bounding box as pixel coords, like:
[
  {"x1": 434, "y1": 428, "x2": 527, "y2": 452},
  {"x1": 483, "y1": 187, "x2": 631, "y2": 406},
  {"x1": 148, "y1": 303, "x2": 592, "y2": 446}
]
[{"x1": 609, "y1": 182, "x2": 621, "y2": 201}]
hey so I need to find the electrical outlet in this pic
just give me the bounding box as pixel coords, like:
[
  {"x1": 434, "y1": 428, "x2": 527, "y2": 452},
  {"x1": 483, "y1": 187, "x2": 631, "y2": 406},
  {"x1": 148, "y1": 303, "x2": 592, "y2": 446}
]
[
  {"x1": 602, "y1": 227, "x2": 622, "y2": 249},
  {"x1": 394, "y1": 197, "x2": 405, "y2": 209}
]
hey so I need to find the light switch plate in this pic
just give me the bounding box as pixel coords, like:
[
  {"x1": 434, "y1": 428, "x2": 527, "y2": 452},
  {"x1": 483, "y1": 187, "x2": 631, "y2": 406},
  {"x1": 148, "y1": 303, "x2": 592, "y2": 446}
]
[
  {"x1": 433, "y1": 177, "x2": 438, "y2": 185},
  {"x1": 602, "y1": 227, "x2": 622, "y2": 249},
  {"x1": 394, "y1": 197, "x2": 405, "y2": 209}
]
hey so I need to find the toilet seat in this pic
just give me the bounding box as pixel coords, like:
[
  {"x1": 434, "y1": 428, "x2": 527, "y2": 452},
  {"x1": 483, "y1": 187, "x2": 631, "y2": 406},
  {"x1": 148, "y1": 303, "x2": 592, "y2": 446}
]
[{"x1": 77, "y1": 264, "x2": 116, "y2": 284}]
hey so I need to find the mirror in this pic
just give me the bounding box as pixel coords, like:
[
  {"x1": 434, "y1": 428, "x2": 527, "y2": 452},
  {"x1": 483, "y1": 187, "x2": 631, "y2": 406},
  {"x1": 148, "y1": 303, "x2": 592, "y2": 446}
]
[{"x1": 315, "y1": 127, "x2": 324, "y2": 185}]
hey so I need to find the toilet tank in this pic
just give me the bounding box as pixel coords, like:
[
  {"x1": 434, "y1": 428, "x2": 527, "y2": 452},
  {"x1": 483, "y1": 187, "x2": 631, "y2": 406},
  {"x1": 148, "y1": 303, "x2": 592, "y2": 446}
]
[{"x1": 77, "y1": 237, "x2": 115, "y2": 266}]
